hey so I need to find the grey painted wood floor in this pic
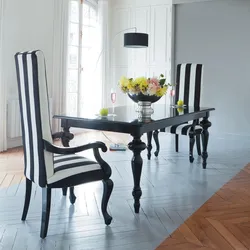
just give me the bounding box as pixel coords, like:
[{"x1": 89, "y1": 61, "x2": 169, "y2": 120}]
[{"x1": 0, "y1": 132, "x2": 249, "y2": 250}]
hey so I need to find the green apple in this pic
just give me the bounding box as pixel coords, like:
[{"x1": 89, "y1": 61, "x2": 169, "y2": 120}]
[
  {"x1": 100, "y1": 108, "x2": 108, "y2": 116},
  {"x1": 177, "y1": 99, "x2": 184, "y2": 106}
]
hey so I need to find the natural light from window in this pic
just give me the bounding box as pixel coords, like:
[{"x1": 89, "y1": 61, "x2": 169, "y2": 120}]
[{"x1": 66, "y1": 0, "x2": 100, "y2": 117}]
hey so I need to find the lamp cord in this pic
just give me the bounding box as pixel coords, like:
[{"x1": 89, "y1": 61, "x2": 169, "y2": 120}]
[
  {"x1": 94, "y1": 27, "x2": 137, "y2": 73},
  {"x1": 101, "y1": 131, "x2": 114, "y2": 143}
]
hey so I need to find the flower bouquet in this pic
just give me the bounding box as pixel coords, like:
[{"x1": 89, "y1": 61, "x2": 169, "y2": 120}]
[{"x1": 119, "y1": 74, "x2": 170, "y2": 103}]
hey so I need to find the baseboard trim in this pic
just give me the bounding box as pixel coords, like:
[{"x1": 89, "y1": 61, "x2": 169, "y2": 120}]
[{"x1": 7, "y1": 137, "x2": 22, "y2": 149}]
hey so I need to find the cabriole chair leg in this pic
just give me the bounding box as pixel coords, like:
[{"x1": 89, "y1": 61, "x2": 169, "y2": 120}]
[
  {"x1": 101, "y1": 179, "x2": 113, "y2": 225},
  {"x1": 62, "y1": 187, "x2": 67, "y2": 196},
  {"x1": 153, "y1": 130, "x2": 160, "y2": 157},
  {"x1": 69, "y1": 187, "x2": 76, "y2": 204},
  {"x1": 175, "y1": 134, "x2": 179, "y2": 152},
  {"x1": 40, "y1": 188, "x2": 51, "y2": 239},
  {"x1": 21, "y1": 178, "x2": 32, "y2": 221},
  {"x1": 189, "y1": 132, "x2": 195, "y2": 163},
  {"x1": 196, "y1": 134, "x2": 202, "y2": 156},
  {"x1": 147, "y1": 131, "x2": 153, "y2": 160}
]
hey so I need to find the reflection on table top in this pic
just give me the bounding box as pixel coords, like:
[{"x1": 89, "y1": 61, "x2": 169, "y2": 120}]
[{"x1": 54, "y1": 104, "x2": 215, "y2": 125}]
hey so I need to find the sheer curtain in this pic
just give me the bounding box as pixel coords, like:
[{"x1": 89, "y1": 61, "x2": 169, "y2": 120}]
[
  {"x1": 51, "y1": 0, "x2": 69, "y2": 133},
  {"x1": 97, "y1": 0, "x2": 109, "y2": 108},
  {"x1": 52, "y1": 0, "x2": 109, "y2": 129},
  {"x1": 0, "y1": 0, "x2": 7, "y2": 152}
]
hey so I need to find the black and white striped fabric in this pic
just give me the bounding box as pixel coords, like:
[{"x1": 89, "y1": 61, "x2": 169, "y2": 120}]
[
  {"x1": 168, "y1": 63, "x2": 203, "y2": 135},
  {"x1": 15, "y1": 50, "x2": 53, "y2": 187},
  {"x1": 168, "y1": 123, "x2": 203, "y2": 136},
  {"x1": 15, "y1": 50, "x2": 101, "y2": 187},
  {"x1": 47, "y1": 155, "x2": 101, "y2": 184}
]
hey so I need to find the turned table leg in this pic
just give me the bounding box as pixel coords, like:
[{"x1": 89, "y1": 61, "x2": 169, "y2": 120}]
[
  {"x1": 200, "y1": 116, "x2": 212, "y2": 169},
  {"x1": 128, "y1": 136, "x2": 146, "y2": 213},
  {"x1": 61, "y1": 124, "x2": 75, "y2": 198}
]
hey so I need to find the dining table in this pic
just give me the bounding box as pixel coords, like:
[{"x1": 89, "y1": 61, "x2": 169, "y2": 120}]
[{"x1": 54, "y1": 104, "x2": 215, "y2": 213}]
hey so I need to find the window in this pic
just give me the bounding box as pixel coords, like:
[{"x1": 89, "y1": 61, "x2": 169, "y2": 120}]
[{"x1": 66, "y1": 0, "x2": 99, "y2": 116}]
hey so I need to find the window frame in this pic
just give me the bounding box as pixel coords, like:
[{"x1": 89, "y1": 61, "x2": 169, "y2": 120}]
[{"x1": 66, "y1": 0, "x2": 98, "y2": 116}]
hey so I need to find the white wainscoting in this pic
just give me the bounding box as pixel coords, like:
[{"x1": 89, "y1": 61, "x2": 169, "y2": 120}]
[
  {"x1": 109, "y1": 1, "x2": 174, "y2": 108},
  {"x1": 7, "y1": 98, "x2": 53, "y2": 147},
  {"x1": 7, "y1": 99, "x2": 22, "y2": 138}
]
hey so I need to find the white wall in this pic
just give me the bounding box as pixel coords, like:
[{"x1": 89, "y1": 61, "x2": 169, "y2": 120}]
[
  {"x1": 175, "y1": 0, "x2": 250, "y2": 136},
  {"x1": 1, "y1": 0, "x2": 56, "y2": 147},
  {"x1": 0, "y1": 0, "x2": 7, "y2": 151},
  {"x1": 2, "y1": 0, "x2": 55, "y2": 100},
  {"x1": 109, "y1": 0, "x2": 174, "y2": 108}
]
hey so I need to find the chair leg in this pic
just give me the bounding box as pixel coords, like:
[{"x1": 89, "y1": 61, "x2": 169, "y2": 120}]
[
  {"x1": 196, "y1": 134, "x2": 202, "y2": 156},
  {"x1": 40, "y1": 187, "x2": 51, "y2": 239},
  {"x1": 153, "y1": 130, "x2": 160, "y2": 157},
  {"x1": 147, "y1": 131, "x2": 153, "y2": 160},
  {"x1": 175, "y1": 134, "x2": 179, "y2": 152},
  {"x1": 101, "y1": 179, "x2": 113, "y2": 225},
  {"x1": 69, "y1": 187, "x2": 76, "y2": 204},
  {"x1": 189, "y1": 133, "x2": 195, "y2": 163},
  {"x1": 21, "y1": 178, "x2": 32, "y2": 221},
  {"x1": 62, "y1": 187, "x2": 67, "y2": 196}
]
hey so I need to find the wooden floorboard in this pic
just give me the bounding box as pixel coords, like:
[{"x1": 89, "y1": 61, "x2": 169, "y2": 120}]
[
  {"x1": 157, "y1": 164, "x2": 250, "y2": 249},
  {"x1": 0, "y1": 131, "x2": 126, "y2": 188}
]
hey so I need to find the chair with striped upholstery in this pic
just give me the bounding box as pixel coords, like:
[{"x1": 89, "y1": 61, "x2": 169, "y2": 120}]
[
  {"x1": 157, "y1": 63, "x2": 204, "y2": 162},
  {"x1": 15, "y1": 50, "x2": 113, "y2": 238}
]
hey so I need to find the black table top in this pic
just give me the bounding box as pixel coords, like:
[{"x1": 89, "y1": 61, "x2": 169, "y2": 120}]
[{"x1": 54, "y1": 104, "x2": 215, "y2": 135}]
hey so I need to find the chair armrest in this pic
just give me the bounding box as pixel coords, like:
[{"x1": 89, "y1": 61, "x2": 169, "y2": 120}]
[
  {"x1": 52, "y1": 132, "x2": 64, "y2": 140},
  {"x1": 43, "y1": 140, "x2": 107, "y2": 154}
]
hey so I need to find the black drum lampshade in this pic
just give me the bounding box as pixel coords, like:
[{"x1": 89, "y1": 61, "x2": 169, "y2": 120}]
[{"x1": 124, "y1": 32, "x2": 148, "y2": 48}]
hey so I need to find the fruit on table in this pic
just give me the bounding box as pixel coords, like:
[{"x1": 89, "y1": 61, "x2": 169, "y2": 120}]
[
  {"x1": 177, "y1": 107, "x2": 184, "y2": 113},
  {"x1": 177, "y1": 99, "x2": 184, "y2": 106},
  {"x1": 100, "y1": 108, "x2": 108, "y2": 116}
]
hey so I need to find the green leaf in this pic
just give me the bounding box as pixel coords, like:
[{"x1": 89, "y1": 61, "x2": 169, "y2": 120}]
[{"x1": 159, "y1": 78, "x2": 166, "y2": 86}]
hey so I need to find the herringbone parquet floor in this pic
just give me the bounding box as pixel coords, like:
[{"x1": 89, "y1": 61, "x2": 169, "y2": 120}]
[
  {"x1": 157, "y1": 164, "x2": 250, "y2": 249},
  {"x1": 0, "y1": 131, "x2": 249, "y2": 249}
]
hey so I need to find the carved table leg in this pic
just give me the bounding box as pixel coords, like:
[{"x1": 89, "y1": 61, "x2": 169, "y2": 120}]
[
  {"x1": 61, "y1": 125, "x2": 75, "y2": 198},
  {"x1": 153, "y1": 130, "x2": 160, "y2": 157},
  {"x1": 147, "y1": 132, "x2": 153, "y2": 160},
  {"x1": 200, "y1": 116, "x2": 212, "y2": 169},
  {"x1": 128, "y1": 136, "x2": 146, "y2": 213},
  {"x1": 61, "y1": 126, "x2": 74, "y2": 147}
]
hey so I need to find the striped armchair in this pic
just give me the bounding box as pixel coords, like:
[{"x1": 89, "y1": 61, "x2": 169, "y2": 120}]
[
  {"x1": 154, "y1": 63, "x2": 204, "y2": 162},
  {"x1": 15, "y1": 50, "x2": 113, "y2": 238}
]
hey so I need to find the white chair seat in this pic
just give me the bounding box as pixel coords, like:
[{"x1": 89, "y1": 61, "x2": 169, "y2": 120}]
[
  {"x1": 166, "y1": 123, "x2": 203, "y2": 136},
  {"x1": 47, "y1": 154, "x2": 101, "y2": 184}
]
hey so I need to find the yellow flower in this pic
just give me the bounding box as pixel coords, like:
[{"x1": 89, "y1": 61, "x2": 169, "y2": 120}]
[
  {"x1": 127, "y1": 79, "x2": 133, "y2": 91},
  {"x1": 156, "y1": 86, "x2": 167, "y2": 97},
  {"x1": 140, "y1": 80, "x2": 148, "y2": 94},
  {"x1": 133, "y1": 77, "x2": 147, "y2": 94},
  {"x1": 119, "y1": 76, "x2": 130, "y2": 93},
  {"x1": 134, "y1": 77, "x2": 147, "y2": 86}
]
